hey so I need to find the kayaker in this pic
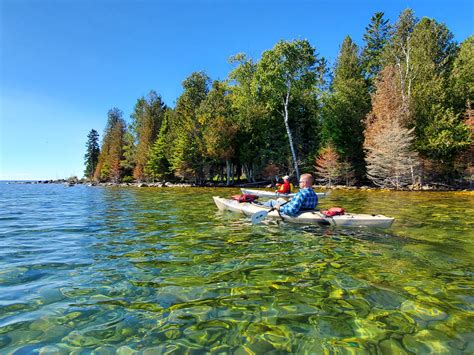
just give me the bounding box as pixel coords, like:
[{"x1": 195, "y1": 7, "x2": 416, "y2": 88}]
[
  {"x1": 276, "y1": 175, "x2": 292, "y2": 194},
  {"x1": 265, "y1": 173, "x2": 318, "y2": 216}
]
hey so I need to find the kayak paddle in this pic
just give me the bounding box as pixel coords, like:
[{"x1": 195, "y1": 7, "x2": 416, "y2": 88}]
[{"x1": 251, "y1": 201, "x2": 289, "y2": 224}]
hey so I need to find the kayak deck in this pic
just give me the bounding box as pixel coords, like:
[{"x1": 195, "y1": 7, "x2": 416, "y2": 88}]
[{"x1": 213, "y1": 196, "x2": 394, "y2": 228}]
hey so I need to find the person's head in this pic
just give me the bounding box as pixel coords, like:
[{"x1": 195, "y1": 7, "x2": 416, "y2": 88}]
[
  {"x1": 299, "y1": 173, "x2": 313, "y2": 188},
  {"x1": 283, "y1": 175, "x2": 290, "y2": 181}
]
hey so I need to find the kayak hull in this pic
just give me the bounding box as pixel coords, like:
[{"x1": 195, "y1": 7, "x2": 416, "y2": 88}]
[
  {"x1": 241, "y1": 188, "x2": 327, "y2": 198},
  {"x1": 213, "y1": 196, "x2": 394, "y2": 228}
]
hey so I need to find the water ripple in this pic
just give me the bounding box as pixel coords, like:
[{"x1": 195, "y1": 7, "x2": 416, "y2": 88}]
[{"x1": 0, "y1": 184, "x2": 473, "y2": 353}]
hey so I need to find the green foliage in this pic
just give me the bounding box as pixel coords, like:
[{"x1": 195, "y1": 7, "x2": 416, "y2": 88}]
[
  {"x1": 199, "y1": 81, "x2": 237, "y2": 161},
  {"x1": 450, "y1": 36, "x2": 474, "y2": 111},
  {"x1": 228, "y1": 54, "x2": 270, "y2": 179},
  {"x1": 130, "y1": 91, "x2": 167, "y2": 181},
  {"x1": 121, "y1": 130, "x2": 136, "y2": 179},
  {"x1": 420, "y1": 105, "x2": 471, "y2": 163},
  {"x1": 145, "y1": 114, "x2": 172, "y2": 181},
  {"x1": 94, "y1": 108, "x2": 126, "y2": 182},
  {"x1": 254, "y1": 39, "x2": 326, "y2": 179},
  {"x1": 99, "y1": 160, "x2": 110, "y2": 182},
  {"x1": 88, "y1": 12, "x2": 469, "y2": 186},
  {"x1": 122, "y1": 175, "x2": 134, "y2": 183},
  {"x1": 361, "y1": 12, "x2": 390, "y2": 91},
  {"x1": 84, "y1": 129, "x2": 100, "y2": 180},
  {"x1": 171, "y1": 72, "x2": 210, "y2": 183},
  {"x1": 321, "y1": 36, "x2": 370, "y2": 180}
]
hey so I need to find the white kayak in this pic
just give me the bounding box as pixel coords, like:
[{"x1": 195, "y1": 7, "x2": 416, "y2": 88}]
[
  {"x1": 213, "y1": 196, "x2": 394, "y2": 228},
  {"x1": 241, "y1": 188, "x2": 327, "y2": 199}
]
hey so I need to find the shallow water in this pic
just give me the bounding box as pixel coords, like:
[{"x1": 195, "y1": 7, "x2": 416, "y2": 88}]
[{"x1": 0, "y1": 183, "x2": 473, "y2": 353}]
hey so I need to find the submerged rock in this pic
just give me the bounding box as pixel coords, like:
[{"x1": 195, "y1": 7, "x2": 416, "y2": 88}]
[{"x1": 400, "y1": 300, "x2": 447, "y2": 321}]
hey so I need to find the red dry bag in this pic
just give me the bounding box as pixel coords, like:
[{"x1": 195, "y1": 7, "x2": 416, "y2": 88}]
[
  {"x1": 322, "y1": 207, "x2": 345, "y2": 217},
  {"x1": 232, "y1": 194, "x2": 259, "y2": 203}
]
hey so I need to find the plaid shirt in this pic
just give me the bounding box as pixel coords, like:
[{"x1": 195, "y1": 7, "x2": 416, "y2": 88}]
[{"x1": 280, "y1": 187, "x2": 318, "y2": 217}]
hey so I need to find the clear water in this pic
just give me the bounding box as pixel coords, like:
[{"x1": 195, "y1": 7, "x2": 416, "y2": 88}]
[{"x1": 0, "y1": 183, "x2": 473, "y2": 353}]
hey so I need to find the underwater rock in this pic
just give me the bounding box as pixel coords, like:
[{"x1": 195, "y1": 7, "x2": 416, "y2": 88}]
[
  {"x1": 400, "y1": 300, "x2": 447, "y2": 321},
  {"x1": 38, "y1": 345, "x2": 62, "y2": 354},
  {"x1": 402, "y1": 329, "x2": 452, "y2": 353},
  {"x1": 378, "y1": 338, "x2": 406, "y2": 353},
  {"x1": 92, "y1": 345, "x2": 117, "y2": 354},
  {"x1": 116, "y1": 345, "x2": 137, "y2": 354}
]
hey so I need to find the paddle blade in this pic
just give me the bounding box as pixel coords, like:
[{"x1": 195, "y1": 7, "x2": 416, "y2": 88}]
[{"x1": 251, "y1": 210, "x2": 268, "y2": 224}]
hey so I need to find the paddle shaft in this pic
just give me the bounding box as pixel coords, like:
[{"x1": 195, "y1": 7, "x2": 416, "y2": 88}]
[{"x1": 251, "y1": 200, "x2": 290, "y2": 224}]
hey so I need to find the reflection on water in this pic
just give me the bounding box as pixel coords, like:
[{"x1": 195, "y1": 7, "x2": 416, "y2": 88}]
[{"x1": 0, "y1": 184, "x2": 473, "y2": 353}]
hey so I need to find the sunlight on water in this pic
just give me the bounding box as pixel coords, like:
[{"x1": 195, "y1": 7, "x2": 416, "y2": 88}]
[{"x1": 0, "y1": 183, "x2": 473, "y2": 353}]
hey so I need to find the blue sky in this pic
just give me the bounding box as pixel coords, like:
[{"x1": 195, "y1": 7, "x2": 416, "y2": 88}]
[{"x1": 1, "y1": 0, "x2": 472, "y2": 180}]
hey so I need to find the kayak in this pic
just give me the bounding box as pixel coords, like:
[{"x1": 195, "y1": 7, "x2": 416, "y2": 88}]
[
  {"x1": 240, "y1": 188, "x2": 327, "y2": 198},
  {"x1": 213, "y1": 196, "x2": 394, "y2": 228}
]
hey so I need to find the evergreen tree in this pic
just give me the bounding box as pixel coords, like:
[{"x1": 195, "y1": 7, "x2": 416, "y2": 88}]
[
  {"x1": 199, "y1": 81, "x2": 237, "y2": 185},
  {"x1": 422, "y1": 105, "x2": 471, "y2": 170},
  {"x1": 450, "y1": 36, "x2": 474, "y2": 180},
  {"x1": 228, "y1": 53, "x2": 269, "y2": 182},
  {"x1": 84, "y1": 129, "x2": 100, "y2": 180},
  {"x1": 145, "y1": 113, "x2": 172, "y2": 181},
  {"x1": 130, "y1": 91, "x2": 167, "y2": 181},
  {"x1": 121, "y1": 130, "x2": 136, "y2": 180},
  {"x1": 450, "y1": 35, "x2": 474, "y2": 112},
  {"x1": 408, "y1": 17, "x2": 467, "y2": 177},
  {"x1": 321, "y1": 36, "x2": 370, "y2": 181},
  {"x1": 171, "y1": 72, "x2": 210, "y2": 183},
  {"x1": 361, "y1": 12, "x2": 390, "y2": 91},
  {"x1": 94, "y1": 108, "x2": 126, "y2": 182}
]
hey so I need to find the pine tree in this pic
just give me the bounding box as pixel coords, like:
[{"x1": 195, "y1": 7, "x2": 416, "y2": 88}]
[
  {"x1": 450, "y1": 36, "x2": 474, "y2": 111},
  {"x1": 199, "y1": 81, "x2": 237, "y2": 185},
  {"x1": 94, "y1": 108, "x2": 126, "y2": 182},
  {"x1": 361, "y1": 12, "x2": 390, "y2": 91},
  {"x1": 121, "y1": 130, "x2": 136, "y2": 180},
  {"x1": 84, "y1": 129, "x2": 100, "y2": 180},
  {"x1": 171, "y1": 72, "x2": 210, "y2": 183},
  {"x1": 228, "y1": 53, "x2": 269, "y2": 182},
  {"x1": 130, "y1": 91, "x2": 167, "y2": 181},
  {"x1": 450, "y1": 37, "x2": 474, "y2": 181},
  {"x1": 145, "y1": 113, "x2": 172, "y2": 181},
  {"x1": 321, "y1": 36, "x2": 370, "y2": 181}
]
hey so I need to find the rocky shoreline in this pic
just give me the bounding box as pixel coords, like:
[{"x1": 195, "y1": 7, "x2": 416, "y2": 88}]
[{"x1": 7, "y1": 179, "x2": 473, "y2": 191}]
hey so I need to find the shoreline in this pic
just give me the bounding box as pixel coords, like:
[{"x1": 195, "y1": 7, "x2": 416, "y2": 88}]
[{"x1": 6, "y1": 179, "x2": 473, "y2": 192}]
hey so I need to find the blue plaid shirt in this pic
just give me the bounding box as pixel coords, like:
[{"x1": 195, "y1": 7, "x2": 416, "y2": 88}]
[{"x1": 280, "y1": 188, "x2": 318, "y2": 217}]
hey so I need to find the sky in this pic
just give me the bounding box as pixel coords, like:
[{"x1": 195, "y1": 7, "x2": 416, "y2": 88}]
[{"x1": 1, "y1": 0, "x2": 473, "y2": 180}]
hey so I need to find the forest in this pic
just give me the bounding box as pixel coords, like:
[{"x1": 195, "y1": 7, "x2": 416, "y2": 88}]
[{"x1": 84, "y1": 9, "x2": 473, "y2": 189}]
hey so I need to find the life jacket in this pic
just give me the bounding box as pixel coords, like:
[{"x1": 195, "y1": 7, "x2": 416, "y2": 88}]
[
  {"x1": 232, "y1": 194, "x2": 259, "y2": 203},
  {"x1": 322, "y1": 207, "x2": 345, "y2": 217},
  {"x1": 277, "y1": 181, "x2": 291, "y2": 194}
]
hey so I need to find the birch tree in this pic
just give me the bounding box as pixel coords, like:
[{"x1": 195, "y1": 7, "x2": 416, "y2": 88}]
[{"x1": 254, "y1": 39, "x2": 325, "y2": 181}]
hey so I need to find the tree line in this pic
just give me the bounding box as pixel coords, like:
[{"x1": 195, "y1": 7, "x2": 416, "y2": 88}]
[{"x1": 84, "y1": 9, "x2": 473, "y2": 188}]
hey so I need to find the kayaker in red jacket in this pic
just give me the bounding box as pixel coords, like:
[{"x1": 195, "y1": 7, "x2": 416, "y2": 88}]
[{"x1": 276, "y1": 175, "x2": 291, "y2": 194}]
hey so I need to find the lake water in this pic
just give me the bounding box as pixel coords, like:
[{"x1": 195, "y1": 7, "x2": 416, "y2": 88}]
[{"x1": 0, "y1": 183, "x2": 473, "y2": 353}]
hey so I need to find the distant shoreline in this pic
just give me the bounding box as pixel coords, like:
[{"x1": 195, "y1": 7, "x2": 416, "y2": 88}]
[{"x1": 4, "y1": 179, "x2": 472, "y2": 192}]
